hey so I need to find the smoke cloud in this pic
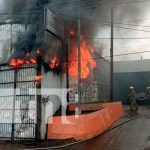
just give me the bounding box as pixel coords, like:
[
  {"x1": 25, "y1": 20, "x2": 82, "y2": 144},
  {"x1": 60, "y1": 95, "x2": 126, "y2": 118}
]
[{"x1": 48, "y1": 0, "x2": 150, "y2": 61}]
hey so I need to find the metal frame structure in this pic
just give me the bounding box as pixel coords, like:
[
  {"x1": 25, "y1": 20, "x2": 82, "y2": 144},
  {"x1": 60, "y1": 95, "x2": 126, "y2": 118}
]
[{"x1": 0, "y1": 64, "x2": 37, "y2": 140}]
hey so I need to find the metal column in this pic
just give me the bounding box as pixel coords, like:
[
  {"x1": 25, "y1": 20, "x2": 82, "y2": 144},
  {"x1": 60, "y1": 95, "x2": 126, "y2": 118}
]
[
  {"x1": 11, "y1": 69, "x2": 17, "y2": 140},
  {"x1": 110, "y1": 7, "x2": 114, "y2": 101},
  {"x1": 77, "y1": 7, "x2": 81, "y2": 113},
  {"x1": 36, "y1": 55, "x2": 42, "y2": 140}
]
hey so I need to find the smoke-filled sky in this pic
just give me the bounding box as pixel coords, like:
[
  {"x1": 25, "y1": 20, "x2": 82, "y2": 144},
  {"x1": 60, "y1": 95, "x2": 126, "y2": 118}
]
[
  {"x1": 0, "y1": 0, "x2": 150, "y2": 61},
  {"x1": 47, "y1": 0, "x2": 150, "y2": 61}
]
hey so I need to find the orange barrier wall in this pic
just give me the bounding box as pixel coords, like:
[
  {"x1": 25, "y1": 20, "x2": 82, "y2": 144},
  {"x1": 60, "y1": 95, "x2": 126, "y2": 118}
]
[{"x1": 47, "y1": 102, "x2": 124, "y2": 141}]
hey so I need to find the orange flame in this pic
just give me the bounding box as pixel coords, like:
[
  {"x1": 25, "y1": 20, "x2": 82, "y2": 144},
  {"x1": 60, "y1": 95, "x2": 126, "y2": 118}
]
[
  {"x1": 35, "y1": 75, "x2": 43, "y2": 81},
  {"x1": 9, "y1": 59, "x2": 25, "y2": 67},
  {"x1": 69, "y1": 37, "x2": 96, "y2": 79},
  {"x1": 9, "y1": 49, "x2": 41, "y2": 68},
  {"x1": 9, "y1": 59, "x2": 17, "y2": 67},
  {"x1": 49, "y1": 56, "x2": 59, "y2": 69},
  {"x1": 30, "y1": 58, "x2": 37, "y2": 64},
  {"x1": 17, "y1": 59, "x2": 24, "y2": 65}
]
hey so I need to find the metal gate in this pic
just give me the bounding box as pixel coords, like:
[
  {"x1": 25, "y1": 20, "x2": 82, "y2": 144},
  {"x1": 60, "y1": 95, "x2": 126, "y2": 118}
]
[{"x1": 0, "y1": 64, "x2": 37, "y2": 140}]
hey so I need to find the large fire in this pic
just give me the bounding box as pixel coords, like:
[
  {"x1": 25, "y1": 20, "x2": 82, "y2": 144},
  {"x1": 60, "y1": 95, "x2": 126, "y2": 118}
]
[
  {"x1": 9, "y1": 35, "x2": 96, "y2": 79},
  {"x1": 69, "y1": 37, "x2": 96, "y2": 79}
]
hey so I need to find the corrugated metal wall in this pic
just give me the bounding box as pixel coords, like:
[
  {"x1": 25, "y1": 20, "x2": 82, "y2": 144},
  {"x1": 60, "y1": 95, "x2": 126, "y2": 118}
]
[
  {"x1": 94, "y1": 57, "x2": 110, "y2": 101},
  {"x1": 114, "y1": 72, "x2": 150, "y2": 104}
]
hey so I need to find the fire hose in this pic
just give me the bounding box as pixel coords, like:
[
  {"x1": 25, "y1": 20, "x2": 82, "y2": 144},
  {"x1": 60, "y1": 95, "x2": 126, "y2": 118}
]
[{"x1": 23, "y1": 112, "x2": 150, "y2": 150}]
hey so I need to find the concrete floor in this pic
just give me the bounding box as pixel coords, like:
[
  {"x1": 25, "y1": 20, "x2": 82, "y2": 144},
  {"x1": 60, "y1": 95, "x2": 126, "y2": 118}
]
[{"x1": 1, "y1": 106, "x2": 150, "y2": 150}]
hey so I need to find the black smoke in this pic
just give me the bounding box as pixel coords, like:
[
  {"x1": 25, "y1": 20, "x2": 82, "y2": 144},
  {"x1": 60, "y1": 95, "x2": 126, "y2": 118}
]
[{"x1": 1, "y1": 0, "x2": 66, "y2": 74}]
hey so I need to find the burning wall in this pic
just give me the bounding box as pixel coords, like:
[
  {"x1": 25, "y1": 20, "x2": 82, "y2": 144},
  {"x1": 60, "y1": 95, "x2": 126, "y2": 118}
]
[
  {"x1": 68, "y1": 30, "x2": 110, "y2": 102},
  {"x1": 69, "y1": 53, "x2": 110, "y2": 103},
  {"x1": 69, "y1": 36, "x2": 96, "y2": 79}
]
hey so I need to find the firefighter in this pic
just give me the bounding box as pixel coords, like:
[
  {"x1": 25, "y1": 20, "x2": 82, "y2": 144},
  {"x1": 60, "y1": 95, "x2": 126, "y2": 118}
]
[
  {"x1": 129, "y1": 86, "x2": 137, "y2": 111},
  {"x1": 146, "y1": 87, "x2": 150, "y2": 98}
]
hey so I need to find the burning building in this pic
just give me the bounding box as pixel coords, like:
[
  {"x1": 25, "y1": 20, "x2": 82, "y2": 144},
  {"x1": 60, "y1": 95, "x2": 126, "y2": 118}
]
[
  {"x1": 0, "y1": 5, "x2": 67, "y2": 139},
  {"x1": 0, "y1": 0, "x2": 110, "y2": 140}
]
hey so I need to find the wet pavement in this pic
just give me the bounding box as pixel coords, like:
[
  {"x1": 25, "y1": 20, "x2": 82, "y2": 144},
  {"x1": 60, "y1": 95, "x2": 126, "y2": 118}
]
[
  {"x1": 62, "y1": 106, "x2": 150, "y2": 150},
  {"x1": 0, "y1": 106, "x2": 150, "y2": 150}
]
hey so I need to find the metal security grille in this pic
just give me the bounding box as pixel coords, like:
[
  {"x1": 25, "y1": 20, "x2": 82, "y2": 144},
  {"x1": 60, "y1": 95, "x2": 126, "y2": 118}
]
[{"x1": 0, "y1": 64, "x2": 36, "y2": 140}]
